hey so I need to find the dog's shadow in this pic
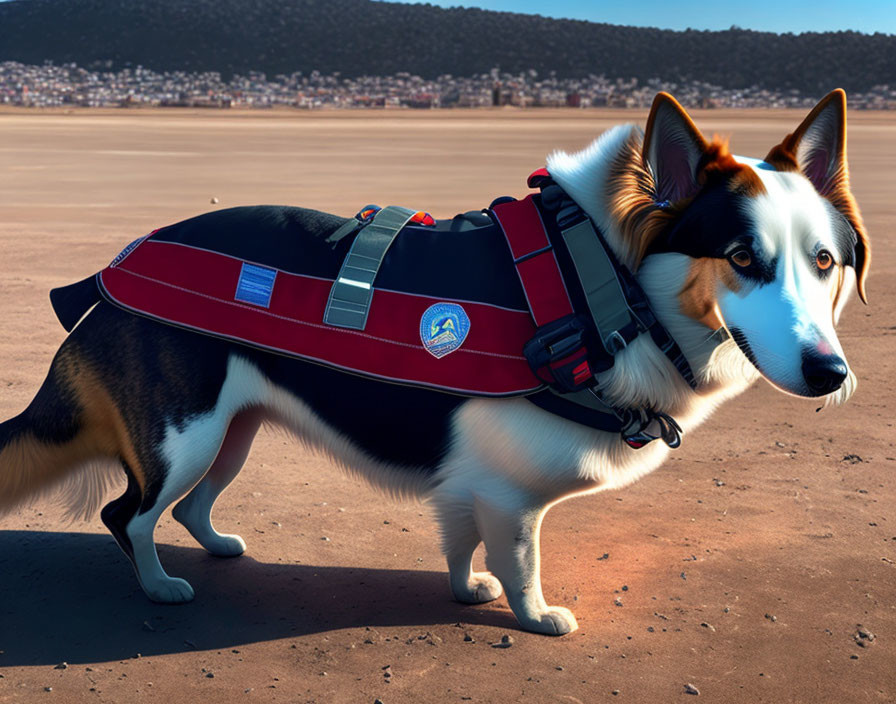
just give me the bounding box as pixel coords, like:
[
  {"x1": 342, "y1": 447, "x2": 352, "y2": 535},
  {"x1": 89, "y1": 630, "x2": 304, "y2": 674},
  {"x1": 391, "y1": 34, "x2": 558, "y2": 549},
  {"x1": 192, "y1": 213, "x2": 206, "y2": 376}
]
[{"x1": 0, "y1": 531, "x2": 513, "y2": 666}]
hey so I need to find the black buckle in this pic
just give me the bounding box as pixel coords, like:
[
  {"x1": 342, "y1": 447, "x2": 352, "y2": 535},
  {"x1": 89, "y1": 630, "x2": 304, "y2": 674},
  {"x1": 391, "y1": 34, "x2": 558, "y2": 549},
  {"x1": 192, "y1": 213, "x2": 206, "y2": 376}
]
[
  {"x1": 523, "y1": 315, "x2": 591, "y2": 393},
  {"x1": 622, "y1": 410, "x2": 682, "y2": 449}
]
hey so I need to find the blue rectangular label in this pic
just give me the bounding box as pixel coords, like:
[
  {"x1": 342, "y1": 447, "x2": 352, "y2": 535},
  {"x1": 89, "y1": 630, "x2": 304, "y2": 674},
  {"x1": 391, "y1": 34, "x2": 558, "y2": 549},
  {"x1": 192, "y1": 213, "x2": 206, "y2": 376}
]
[{"x1": 235, "y1": 263, "x2": 277, "y2": 308}]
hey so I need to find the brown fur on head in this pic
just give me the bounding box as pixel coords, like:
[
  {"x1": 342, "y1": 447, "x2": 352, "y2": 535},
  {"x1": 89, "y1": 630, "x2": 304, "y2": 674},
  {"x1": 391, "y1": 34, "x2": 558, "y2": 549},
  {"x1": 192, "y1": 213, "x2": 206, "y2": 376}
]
[
  {"x1": 606, "y1": 94, "x2": 768, "y2": 269},
  {"x1": 764, "y1": 89, "x2": 870, "y2": 302}
]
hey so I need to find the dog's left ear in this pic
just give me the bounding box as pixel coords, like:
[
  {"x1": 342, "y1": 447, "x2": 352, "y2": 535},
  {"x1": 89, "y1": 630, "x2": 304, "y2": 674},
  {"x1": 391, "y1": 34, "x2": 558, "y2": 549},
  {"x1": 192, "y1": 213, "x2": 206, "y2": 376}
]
[
  {"x1": 642, "y1": 92, "x2": 710, "y2": 204},
  {"x1": 766, "y1": 89, "x2": 870, "y2": 303}
]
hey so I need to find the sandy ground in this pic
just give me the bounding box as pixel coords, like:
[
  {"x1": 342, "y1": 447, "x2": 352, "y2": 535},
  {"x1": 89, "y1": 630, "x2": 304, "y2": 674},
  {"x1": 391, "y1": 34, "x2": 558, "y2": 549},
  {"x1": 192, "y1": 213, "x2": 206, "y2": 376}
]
[{"x1": 0, "y1": 108, "x2": 893, "y2": 704}]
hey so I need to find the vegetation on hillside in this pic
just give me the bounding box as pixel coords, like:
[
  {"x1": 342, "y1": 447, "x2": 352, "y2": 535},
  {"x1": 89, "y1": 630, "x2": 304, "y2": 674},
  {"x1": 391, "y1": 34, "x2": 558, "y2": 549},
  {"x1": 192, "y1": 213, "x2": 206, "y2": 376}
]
[{"x1": 0, "y1": 0, "x2": 892, "y2": 92}]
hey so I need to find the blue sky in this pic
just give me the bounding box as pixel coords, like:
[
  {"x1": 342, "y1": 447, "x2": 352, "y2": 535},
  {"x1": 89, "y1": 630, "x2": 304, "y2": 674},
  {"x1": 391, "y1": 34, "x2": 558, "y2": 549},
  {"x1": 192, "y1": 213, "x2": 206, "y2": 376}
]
[{"x1": 388, "y1": 0, "x2": 896, "y2": 34}]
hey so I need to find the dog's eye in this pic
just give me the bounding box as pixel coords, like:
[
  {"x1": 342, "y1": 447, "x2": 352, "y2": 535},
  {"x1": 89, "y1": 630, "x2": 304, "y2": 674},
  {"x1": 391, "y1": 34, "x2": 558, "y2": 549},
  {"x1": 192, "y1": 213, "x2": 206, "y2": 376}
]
[
  {"x1": 729, "y1": 249, "x2": 752, "y2": 268},
  {"x1": 816, "y1": 249, "x2": 833, "y2": 271}
]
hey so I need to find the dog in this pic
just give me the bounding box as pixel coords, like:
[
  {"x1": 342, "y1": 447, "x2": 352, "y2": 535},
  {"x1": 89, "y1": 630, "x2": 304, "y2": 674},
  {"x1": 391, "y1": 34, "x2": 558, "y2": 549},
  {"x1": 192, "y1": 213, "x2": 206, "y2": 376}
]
[{"x1": 0, "y1": 90, "x2": 869, "y2": 635}]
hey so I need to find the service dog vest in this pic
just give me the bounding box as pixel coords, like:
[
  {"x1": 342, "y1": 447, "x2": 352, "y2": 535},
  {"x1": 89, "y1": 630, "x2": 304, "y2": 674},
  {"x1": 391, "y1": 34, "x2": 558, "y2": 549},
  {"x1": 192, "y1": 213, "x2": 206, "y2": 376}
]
[{"x1": 52, "y1": 177, "x2": 724, "y2": 447}]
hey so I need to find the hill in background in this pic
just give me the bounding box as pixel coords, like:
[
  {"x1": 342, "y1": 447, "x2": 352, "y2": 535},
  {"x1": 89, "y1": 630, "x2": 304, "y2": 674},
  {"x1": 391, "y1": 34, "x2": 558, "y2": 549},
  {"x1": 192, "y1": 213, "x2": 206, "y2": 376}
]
[{"x1": 0, "y1": 0, "x2": 893, "y2": 93}]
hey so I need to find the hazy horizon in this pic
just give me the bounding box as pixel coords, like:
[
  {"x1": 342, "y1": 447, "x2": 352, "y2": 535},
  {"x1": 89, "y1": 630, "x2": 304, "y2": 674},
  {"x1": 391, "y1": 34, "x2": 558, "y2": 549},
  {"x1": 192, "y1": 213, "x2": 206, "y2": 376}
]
[{"x1": 384, "y1": 0, "x2": 895, "y2": 35}]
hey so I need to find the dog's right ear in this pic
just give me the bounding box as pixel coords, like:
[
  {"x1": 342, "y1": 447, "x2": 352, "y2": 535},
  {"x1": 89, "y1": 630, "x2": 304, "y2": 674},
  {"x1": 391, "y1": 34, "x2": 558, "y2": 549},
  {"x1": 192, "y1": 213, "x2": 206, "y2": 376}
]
[{"x1": 642, "y1": 92, "x2": 710, "y2": 204}]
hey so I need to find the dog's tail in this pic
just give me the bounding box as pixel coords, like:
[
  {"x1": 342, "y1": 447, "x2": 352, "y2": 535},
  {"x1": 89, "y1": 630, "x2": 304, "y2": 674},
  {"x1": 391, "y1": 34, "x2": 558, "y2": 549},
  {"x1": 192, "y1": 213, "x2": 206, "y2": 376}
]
[{"x1": 0, "y1": 343, "x2": 121, "y2": 521}]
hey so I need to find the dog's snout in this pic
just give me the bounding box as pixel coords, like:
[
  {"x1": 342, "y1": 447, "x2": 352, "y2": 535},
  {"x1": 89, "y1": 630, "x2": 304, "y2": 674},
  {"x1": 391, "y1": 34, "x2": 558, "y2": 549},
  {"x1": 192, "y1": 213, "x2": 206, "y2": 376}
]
[{"x1": 801, "y1": 352, "x2": 848, "y2": 396}]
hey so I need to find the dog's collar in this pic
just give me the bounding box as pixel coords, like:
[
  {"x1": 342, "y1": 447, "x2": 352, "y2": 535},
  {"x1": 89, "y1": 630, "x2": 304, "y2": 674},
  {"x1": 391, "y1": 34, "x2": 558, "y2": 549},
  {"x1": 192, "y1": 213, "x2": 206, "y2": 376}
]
[{"x1": 499, "y1": 170, "x2": 729, "y2": 449}]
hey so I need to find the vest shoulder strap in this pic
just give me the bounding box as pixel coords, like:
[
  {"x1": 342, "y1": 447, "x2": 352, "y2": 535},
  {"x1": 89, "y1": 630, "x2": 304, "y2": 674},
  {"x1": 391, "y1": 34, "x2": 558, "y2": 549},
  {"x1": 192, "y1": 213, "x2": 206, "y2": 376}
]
[{"x1": 323, "y1": 205, "x2": 417, "y2": 330}]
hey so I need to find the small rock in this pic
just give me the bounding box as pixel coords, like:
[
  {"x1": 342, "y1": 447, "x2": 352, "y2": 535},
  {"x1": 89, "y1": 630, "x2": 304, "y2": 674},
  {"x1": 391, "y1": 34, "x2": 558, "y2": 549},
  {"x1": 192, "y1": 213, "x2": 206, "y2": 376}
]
[
  {"x1": 647, "y1": 626, "x2": 655, "y2": 633},
  {"x1": 44, "y1": 687, "x2": 53, "y2": 692},
  {"x1": 842, "y1": 454, "x2": 864, "y2": 464},
  {"x1": 53, "y1": 662, "x2": 68, "y2": 670},
  {"x1": 680, "y1": 572, "x2": 687, "y2": 580},
  {"x1": 597, "y1": 553, "x2": 609, "y2": 560},
  {"x1": 850, "y1": 654, "x2": 859, "y2": 660},
  {"x1": 765, "y1": 614, "x2": 777, "y2": 622},
  {"x1": 700, "y1": 622, "x2": 716, "y2": 632},
  {"x1": 141, "y1": 621, "x2": 155, "y2": 632},
  {"x1": 856, "y1": 626, "x2": 875, "y2": 642},
  {"x1": 206, "y1": 672, "x2": 215, "y2": 678},
  {"x1": 492, "y1": 634, "x2": 513, "y2": 649},
  {"x1": 375, "y1": 700, "x2": 385, "y2": 704},
  {"x1": 463, "y1": 633, "x2": 474, "y2": 643},
  {"x1": 321, "y1": 536, "x2": 330, "y2": 541},
  {"x1": 684, "y1": 683, "x2": 700, "y2": 695},
  {"x1": 556, "y1": 666, "x2": 564, "y2": 671},
  {"x1": 614, "y1": 597, "x2": 623, "y2": 607},
  {"x1": 621, "y1": 585, "x2": 629, "y2": 591},
  {"x1": 210, "y1": 197, "x2": 219, "y2": 204},
  {"x1": 612, "y1": 690, "x2": 620, "y2": 696}
]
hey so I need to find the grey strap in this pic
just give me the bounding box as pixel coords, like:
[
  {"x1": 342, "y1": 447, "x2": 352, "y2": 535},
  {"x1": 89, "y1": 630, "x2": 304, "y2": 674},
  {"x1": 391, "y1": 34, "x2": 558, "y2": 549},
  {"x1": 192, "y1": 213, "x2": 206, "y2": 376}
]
[
  {"x1": 561, "y1": 219, "x2": 636, "y2": 355},
  {"x1": 323, "y1": 205, "x2": 417, "y2": 330},
  {"x1": 324, "y1": 217, "x2": 362, "y2": 247}
]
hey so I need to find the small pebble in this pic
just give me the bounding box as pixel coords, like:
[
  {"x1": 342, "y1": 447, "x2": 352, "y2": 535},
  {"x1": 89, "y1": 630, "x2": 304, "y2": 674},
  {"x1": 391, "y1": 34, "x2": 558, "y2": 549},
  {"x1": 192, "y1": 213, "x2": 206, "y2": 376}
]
[
  {"x1": 53, "y1": 662, "x2": 68, "y2": 670},
  {"x1": 684, "y1": 683, "x2": 700, "y2": 695},
  {"x1": 614, "y1": 597, "x2": 623, "y2": 607},
  {"x1": 492, "y1": 634, "x2": 513, "y2": 649},
  {"x1": 765, "y1": 613, "x2": 777, "y2": 622},
  {"x1": 45, "y1": 687, "x2": 53, "y2": 692},
  {"x1": 463, "y1": 633, "x2": 474, "y2": 642},
  {"x1": 612, "y1": 689, "x2": 620, "y2": 696},
  {"x1": 856, "y1": 626, "x2": 875, "y2": 641},
  {"x1": 701, "y1": 622, "x2": 716, "y2": 632},
  {"x1": 210, "y1": 197, "x2": 219, "y2": 204}
]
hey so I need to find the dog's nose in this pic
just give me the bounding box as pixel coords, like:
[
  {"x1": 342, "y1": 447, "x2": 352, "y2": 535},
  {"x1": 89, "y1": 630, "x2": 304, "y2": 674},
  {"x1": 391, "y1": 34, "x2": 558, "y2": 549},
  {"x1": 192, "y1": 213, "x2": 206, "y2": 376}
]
[{"x1": 801, "y1": 352, "x2": 848, "y2": 396}]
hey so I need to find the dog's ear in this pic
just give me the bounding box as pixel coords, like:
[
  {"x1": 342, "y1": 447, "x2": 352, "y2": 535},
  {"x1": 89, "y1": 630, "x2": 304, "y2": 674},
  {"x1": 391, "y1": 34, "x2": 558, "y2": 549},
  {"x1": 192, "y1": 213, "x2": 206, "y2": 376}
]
[
  {"x1": 766, "y1": 89, "x2": 870, "y2": 303},
  {"x1": 642, "y1": 92, "x2": 709, "y2": 204}
]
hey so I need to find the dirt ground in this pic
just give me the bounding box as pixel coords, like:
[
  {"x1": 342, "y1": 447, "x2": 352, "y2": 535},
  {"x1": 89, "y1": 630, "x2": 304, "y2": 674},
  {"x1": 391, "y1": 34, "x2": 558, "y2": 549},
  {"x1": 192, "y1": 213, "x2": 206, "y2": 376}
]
[{"x1": 0, "y1": 108, "x2": 893, "y2": 704}]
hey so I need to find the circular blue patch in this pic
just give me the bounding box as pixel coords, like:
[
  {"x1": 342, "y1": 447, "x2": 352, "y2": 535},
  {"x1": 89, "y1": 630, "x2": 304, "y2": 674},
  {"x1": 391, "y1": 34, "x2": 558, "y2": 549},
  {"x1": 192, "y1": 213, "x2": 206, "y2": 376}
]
[{"x1": 420, "y1": 303, "x2": 471, "y2": 359}]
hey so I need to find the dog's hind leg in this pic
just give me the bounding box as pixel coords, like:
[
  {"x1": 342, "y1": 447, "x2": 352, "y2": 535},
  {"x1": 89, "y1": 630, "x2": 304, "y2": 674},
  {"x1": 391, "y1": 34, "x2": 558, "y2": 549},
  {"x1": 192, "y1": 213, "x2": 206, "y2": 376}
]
[
  {"x1": 172, "y1": 408, "x2": 263, "y2": 557},
  {"x1": 102, "y1": 413, "x2": 233, "y2": 604},
  {"x1": 474, "y1": 498, "x2": 578, "y2": 635}
]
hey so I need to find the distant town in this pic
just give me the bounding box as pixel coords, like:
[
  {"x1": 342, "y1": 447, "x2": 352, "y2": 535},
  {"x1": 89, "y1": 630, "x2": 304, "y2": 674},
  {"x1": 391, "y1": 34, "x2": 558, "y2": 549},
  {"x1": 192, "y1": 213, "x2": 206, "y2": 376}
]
[{"x1": 2, "y1": 62, "x2": 894, "y2": 110}]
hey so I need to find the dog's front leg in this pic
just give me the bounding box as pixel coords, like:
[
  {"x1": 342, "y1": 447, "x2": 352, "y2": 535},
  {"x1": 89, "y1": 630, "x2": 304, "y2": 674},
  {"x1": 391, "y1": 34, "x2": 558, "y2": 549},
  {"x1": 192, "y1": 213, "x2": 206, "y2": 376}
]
[{"x1": 474, "y1": 498, "x2": 578, "y2": 635}]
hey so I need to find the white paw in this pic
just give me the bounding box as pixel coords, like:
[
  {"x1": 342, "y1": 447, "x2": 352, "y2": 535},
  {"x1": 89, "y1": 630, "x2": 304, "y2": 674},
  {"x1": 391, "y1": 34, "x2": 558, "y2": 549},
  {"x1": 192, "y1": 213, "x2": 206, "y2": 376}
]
[
  {"x1": 453, "y1": 572, "x2": 504, "y2": 604},
  {"x1": 204, "y1": 533, "x2": 247, "y2": 557},
  {"x1": 142, "y1": 576, "x2": 195, "y2": 604},
  {"x1": 519, "y1": 606, "x2": 578, "y2": 635}
]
